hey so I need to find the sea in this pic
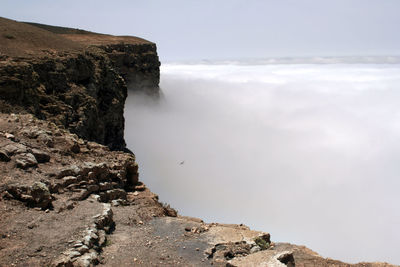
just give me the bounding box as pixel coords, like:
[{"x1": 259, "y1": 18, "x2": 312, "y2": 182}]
[{"x1": 125, "y1": 58, "x2": 400, "y2": 264}]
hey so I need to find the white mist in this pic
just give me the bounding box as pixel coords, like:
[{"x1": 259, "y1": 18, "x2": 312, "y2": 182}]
[{"x1": 125, "y1": 62, "x2": 400, "y2": 264}]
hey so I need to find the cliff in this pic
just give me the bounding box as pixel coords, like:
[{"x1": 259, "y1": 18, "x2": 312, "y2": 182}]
[
  {"x1": 0, "y1": 18, "x2": 397, "y2": 267},
  {"x1": 0, "y1": 17, "x2": 160, "y2": 150}
]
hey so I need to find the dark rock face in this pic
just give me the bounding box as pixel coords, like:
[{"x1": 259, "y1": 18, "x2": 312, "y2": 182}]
[
  {"x1": 0, "y1": 43, "x2": 160, "y2": 150},
  {"x1": 99, "y1": 43, "x2": 160, "y2": 96}
]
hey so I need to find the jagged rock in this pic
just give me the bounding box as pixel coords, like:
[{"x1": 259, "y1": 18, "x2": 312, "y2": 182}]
[
  {"x1": 15, "y1": 153, "x2": 38, "y2": 169},
  {"x1": 32, "y1": 148, "x2": 50, "y2": 163},
  {"x1": 30, "y1": 182, "x2": 52, "y2": 209}
]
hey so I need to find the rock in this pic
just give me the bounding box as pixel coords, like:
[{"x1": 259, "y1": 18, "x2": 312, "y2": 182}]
[
  {"x1": 68, "y1": 250, "x2": 82, "y2": 258},
  {"x1": 125, "y1": 161, "x2": 139, "y2": 187},
  {"x1": 70, "y1": 143, "x2": 80, "y2": 154},
  {"x1": 15, "y1": 153, "x2": 38, "y2": 169},
  {"x1": 73, "y1": 242, "x2": 84, "y2": 248},
  {"x1": 250, "y1": 245, "x2": 261, "y2": 254},
  {"x1": 276, "y1": 252, "x2": 295, "y2": 267},
  {"x1": 0, "y1": 150, "x2": 10, "y2": 162},
  {"x1": 99, "y1": 182, "x2": 113, "y2": 191},
  {"x1": 70, "y1": 189, "x2": 90, "y2": 201},
  {"x1": 209, "y1": 241, "x2": 251, "y2": 262},
  {"x1": 99, "y1": 189, "x2": 127, "y2": 202},
  {"x1": 21, "y1": 127, "x2": 43, "y2": 139},
  {"x1": 5, "y1": 133, "x2": 15, "y2": 140},
  {"x1": 76, "y1": 245, "x2": 89, "y2": 254},
  {"x1": 3, "y1": 143, "x2": 28, "y2": 156},
  {"x1": 30, "y1": 182, "x2": 52, "y2": 209},
  {"x1": 37, "y1": 133, "x2": 54, "y2": 148},
  {"x1": 86, "y1": 184, "x2": 99, "y2": 193},
  {"x1": 97, "y1": 230, "x2": 106, "y2": 246},
  {"x1": 82, "y1": 229, "x2": 99, "y2": 247},
  {"x1": 81, "y1": 162, "x2": 108, "y2": 180},
  {"x1": 111, "y1": 199, "x2": 126, "y2": 206},
  {"x1": 254, "y1": 233, "x2": 271, "y2": 250},
  {"x1": 31, "y1": 148, "x2": 50, "y2": 163},
  {"x1": 74, "y1": 250, "x2": 99, "y2": 267},
  {"x1": 134, "y1": 183, "x2": 146, "y2": 191},
  {"x1": 61, "y1": 176, "x2": 78, "y2": 187},
  {"x1": 52, "y1": 255, "x2": 73, "y2": 267},
  {"x1": 93, "y1": 203, "x2": 113, "y2": 230},
  {"x1": 57, "y1": 165, "x2": 81, "y2": 179}
]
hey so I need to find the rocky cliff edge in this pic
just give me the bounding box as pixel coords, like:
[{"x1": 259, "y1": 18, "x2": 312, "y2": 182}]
[
  {"x1": 0, "y1": 17, "x2": 160, "y2": 150},
  {"x1": 0, "y1": 17, "x2": 397, "y2": 267}
]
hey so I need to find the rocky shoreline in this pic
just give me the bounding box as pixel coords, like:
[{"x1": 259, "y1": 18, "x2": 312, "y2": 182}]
[{"x1": 0, "y1": 17, "x2": 397, "y2": 266}]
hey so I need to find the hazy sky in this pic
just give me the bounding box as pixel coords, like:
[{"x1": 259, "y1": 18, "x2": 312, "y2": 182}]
[{"x1": 2, "y1": 0, "x2": 400, "y2": 61}]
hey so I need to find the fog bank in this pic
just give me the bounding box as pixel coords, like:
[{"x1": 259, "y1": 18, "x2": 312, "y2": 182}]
[{"x1": 125, "y1": 62, "x2": 400, "y2": 264}]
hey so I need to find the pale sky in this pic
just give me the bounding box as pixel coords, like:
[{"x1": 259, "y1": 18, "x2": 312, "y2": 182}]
[{"x1": 2, "y1": 0, "x2": 400, "y2": 61}]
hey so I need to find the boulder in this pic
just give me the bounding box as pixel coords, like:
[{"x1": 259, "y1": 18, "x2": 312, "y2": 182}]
[
  {"x1": 32, "y1": 148, "x2": 50, "y2": 163},
  {"x1": 15, "y1": 153, "x2": 38, "y2": 169},
  {"x1": 30, "y1": 182, "x2": 52, "y2": 209}
]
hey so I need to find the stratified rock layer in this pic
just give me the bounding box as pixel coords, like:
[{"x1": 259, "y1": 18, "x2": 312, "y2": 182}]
[{"x1": 0, "y1": 17, "x2": 160, "y2": 150}]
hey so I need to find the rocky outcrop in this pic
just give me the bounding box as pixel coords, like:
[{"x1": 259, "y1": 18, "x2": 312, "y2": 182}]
[
  {"x1": 53, "y1": 203, "x2": 114, "y2": 267},
  {"x1": 0, "y1": 49, "x2": 128, "y2": 150},
  {"x1": 0, "y1": 113, "x2": 173, "y2": 266},
  {"x1": 0, "y1": 18, "x2": 161, "y2": 150},
  {"x1": 98, "y1": 43, "x2": 160, "y2": 96}
]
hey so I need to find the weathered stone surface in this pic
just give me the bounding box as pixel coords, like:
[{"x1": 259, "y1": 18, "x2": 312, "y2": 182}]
[
  {"x1": 99, "y1": 189, "x2": 127, "y2": 202},
  {"x1": 32, "y1": 148, "x2": 50, "y2": 163},
  {"x1": 57, "y1": 165, "x2": 81, "y2": 179},
  {"x1": 1, "y1": 30, "x2": 160, "y2": 151},
  {"x1": 15, "y1": 153, "x2": 38, "y2": 169},
  {"x1": 3, "y1": 143, "x2": 28, "y2": 156},
  {"x1": 30, "y1": 182, "x2": 52, "y2": 208}
]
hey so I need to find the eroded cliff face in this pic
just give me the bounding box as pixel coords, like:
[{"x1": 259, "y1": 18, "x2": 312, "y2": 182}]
[
  {"x1": 0, "y1": 39, "x2": 160, "y2": 150},
  {"x1": 99, "y1": 43, "x2": 160, "y2": 96}
]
